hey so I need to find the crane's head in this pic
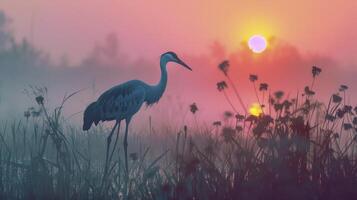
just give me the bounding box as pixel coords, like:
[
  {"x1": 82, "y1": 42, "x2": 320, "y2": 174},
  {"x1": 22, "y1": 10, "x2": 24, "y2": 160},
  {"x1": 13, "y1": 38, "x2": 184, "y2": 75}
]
[
  {"x1": 83, "y1": 102, "x2": 100, "y2": 131},
  {"x1": 161, "y1": 51, "x2": 192, "y2": 71}
]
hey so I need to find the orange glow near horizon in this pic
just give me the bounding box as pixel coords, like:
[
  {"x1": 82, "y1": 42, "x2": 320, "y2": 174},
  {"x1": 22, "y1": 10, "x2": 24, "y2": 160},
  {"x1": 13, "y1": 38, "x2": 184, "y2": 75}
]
[
  {"x1": 249, "y1": 103, "x2": 263, "y2": 117},
  {"x1": 238, "y1": 18, "x2": 276, "y2": 41}
]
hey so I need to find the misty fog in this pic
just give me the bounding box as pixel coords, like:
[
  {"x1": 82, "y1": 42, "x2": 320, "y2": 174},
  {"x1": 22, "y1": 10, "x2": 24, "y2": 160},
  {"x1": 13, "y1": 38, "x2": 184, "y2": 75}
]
[{"x1": 0, "y1": 10, "x2": 356, "y2": 132}]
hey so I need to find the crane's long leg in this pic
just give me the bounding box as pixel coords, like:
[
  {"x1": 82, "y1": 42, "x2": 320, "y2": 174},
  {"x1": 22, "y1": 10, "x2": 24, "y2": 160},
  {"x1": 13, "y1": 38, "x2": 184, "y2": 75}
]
[
  {"x1": 101, "y1": 120, "x2": 119, "y2": 195},
  {"x1": 108, "y1": 121, "x2": 121, "y2": 166},
  {"x1": 124, "y1": 119, "x2": 131, "y2": 174},
  {"x1": 105, "y1": 121, "x2": 119, "y2": 173}
]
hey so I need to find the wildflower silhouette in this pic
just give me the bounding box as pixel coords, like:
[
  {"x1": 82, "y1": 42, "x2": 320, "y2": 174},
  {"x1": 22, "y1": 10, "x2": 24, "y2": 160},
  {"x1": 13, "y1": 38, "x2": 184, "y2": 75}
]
[
  {"x1": 259, "y1": 83, "x2": 269, "y2": 108},
  {"x1": 304, "y1": 86, "x2": 315, "y2": 96},
  {"x1": 35, "y1": 95, "x2": 44, "y2": 105},
  {"x1": 337, "y1": 108, "x2": 345, "y2": 118},
  {"x1": 249, "y1": 74, "x2": 263, "y2": 111},
  {"x1": 249, "y1": 74, "x2": 258, "y2": 82},
  {"x1": 332, "y1": 94, "x2": 342, "y2": 103},
  {"x1": 235, "y1": 113, "x2": 245, "y2": 121},
  {"x1": 216, "y1": 81, "x2": 227, "y2": 91},
  {"x1": 311, "y1": 65, "x2": 322, "y2": 88},
  {"x1": 259, "y1": 83, "x2": 268, "y2": 91},
  {"x1": 325, "y1": 114, "x2": 336, "y2": 122},
  {"x1": 24, "y1": 110, "x2": 30, "y2": 120},
  {"x1": 312, "y1": 66, "x2": 322, "y2": 77},
  {"x1": 218, "y1": 60, "x2": 247, "y2": 114},
  {"x1": 218, "y1": 60, "x2": 229, "y2": 75},
  {"x1": 224, "y1": 111, "x2": 234, "y2": 119},
  {"x1": 190, "y1": 103, "x2": 198, "y2": 114},
  {"x1": 339, "y1": 84, "x2": 348, "y2": 92},
  {"x1": 343, "y1": 105, "x2": 352, "y2": 113},
  {"x1": 274, "y1": 91, "x2": 284, "y2": 100},
  {"x1": 217, "y1": 81, "x2": 237, "y2": 112}
]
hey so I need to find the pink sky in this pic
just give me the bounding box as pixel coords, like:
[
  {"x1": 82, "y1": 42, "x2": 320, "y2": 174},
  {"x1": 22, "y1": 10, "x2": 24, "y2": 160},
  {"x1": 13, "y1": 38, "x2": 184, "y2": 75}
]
[
  {"x1": 1, "y1": 0, "x2": 357, "y2": 127},
  {"x1": 2, "y1": 0, "x2": 357, "y2": 66}
]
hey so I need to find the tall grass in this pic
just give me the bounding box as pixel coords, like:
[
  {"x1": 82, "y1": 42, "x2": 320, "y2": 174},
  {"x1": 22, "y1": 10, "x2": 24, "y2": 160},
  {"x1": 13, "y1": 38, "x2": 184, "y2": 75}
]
[{"x1": 0, "y1": 65, "x2": 357, "y2": 200}]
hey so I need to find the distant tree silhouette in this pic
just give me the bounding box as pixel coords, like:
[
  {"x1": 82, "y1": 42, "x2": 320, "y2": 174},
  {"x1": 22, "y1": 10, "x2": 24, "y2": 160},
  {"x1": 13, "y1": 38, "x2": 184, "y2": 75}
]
[{"x1": 0, "y1": 10, "x2": 13, "y2": 52}]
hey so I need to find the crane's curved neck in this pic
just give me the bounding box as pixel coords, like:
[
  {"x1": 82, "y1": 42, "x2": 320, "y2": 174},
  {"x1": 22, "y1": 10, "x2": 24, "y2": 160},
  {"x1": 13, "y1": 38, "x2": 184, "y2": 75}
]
[
  {"x1": 146, "y1": 58, "x2": 168, "y2": 105},
  {"x1": 158, "y1": 58, "x2": 168, "y2": 88}
]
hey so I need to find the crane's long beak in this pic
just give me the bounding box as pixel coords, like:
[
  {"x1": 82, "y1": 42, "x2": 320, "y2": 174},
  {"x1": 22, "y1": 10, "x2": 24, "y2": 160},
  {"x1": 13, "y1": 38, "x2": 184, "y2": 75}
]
[{"x1": 176, "y1": 58, "x2": 192, "y2": 71}]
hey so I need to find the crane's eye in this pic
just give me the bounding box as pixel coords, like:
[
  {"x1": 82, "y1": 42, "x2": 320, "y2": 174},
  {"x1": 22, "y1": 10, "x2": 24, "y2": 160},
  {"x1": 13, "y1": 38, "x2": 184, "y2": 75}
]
[{"x1": 172, "y1": 54, "x2": 178, "y2": 60}]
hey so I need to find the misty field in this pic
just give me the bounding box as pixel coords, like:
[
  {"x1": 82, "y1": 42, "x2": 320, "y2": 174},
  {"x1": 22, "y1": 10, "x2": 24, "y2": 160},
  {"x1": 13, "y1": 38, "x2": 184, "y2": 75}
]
[{"x1": 0, "y1": 63, "x2": 357, "y2": 200}]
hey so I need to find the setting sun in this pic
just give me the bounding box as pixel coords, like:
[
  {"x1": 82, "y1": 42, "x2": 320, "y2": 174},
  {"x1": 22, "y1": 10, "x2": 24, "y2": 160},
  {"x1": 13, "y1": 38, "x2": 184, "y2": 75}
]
[
  {"x1": 248, "y1": 35, "x2": 267, "y2": 53},
  {"x1": 249, "y1": 103, "x2": 263, "y2": 117}
]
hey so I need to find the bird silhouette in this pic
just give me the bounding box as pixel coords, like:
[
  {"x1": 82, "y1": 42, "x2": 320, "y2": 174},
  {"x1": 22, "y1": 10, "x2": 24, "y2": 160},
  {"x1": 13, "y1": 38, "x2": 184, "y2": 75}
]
[{"x1": 83, "y1": 51, "x2": 192, "y2": 173}]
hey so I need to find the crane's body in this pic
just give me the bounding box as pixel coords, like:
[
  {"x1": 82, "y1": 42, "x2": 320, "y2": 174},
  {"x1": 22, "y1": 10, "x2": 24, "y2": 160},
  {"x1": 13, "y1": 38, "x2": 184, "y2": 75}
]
[
  {"x1": 84, "y1": 80, "x2": 153, "y2": 125},
  {"x1": 83, "y1": 52, "x2": 191, "y2": 173},
  {"x1": 83, "y1": 77, "x2": 167, "y2": 129}
]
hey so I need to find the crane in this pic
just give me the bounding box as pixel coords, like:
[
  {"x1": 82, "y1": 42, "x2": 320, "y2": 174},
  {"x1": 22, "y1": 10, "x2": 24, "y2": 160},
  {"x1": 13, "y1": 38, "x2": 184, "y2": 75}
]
[{"x1": 83, "y1": 51, "x2": 192, "y2": 173}]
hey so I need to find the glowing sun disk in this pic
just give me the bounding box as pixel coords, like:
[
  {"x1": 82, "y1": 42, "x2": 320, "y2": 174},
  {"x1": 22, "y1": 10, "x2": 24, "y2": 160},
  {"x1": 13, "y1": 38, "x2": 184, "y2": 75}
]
[{"x1": 248, "y1": 35, "x2": 267, "y2": 53}]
